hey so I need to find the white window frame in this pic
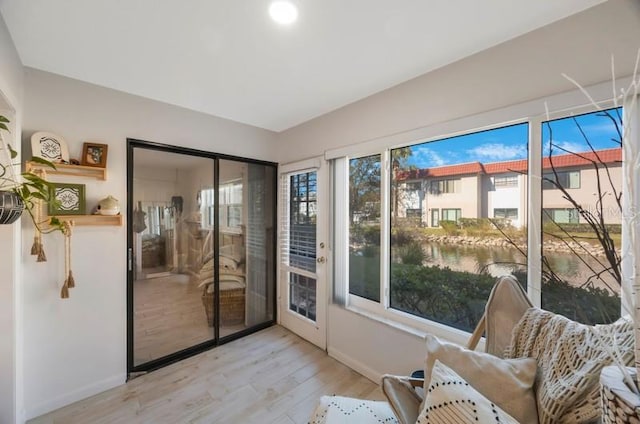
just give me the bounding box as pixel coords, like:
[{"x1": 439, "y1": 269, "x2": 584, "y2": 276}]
[{"x1": 329, "y1": 78, "x2": 635, "y2": 342}]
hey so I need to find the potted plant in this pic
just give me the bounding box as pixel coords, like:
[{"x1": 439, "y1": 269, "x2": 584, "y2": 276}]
[{"x1": 0, "y1": 114, "x2": 62, "y2": 232}]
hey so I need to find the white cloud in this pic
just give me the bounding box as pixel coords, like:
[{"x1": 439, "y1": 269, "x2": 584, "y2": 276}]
[
  {"x1": 466, "y1": 143, "x2": 526, "y2": 161},
  {"x1": 411, "y1": 147, "x2": 446, "y2": 167}
]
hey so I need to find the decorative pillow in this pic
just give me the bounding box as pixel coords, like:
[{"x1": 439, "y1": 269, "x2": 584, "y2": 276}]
[
  {"x1": 309, "y1": 395, "x2": 398, "y2": 424},
  {"x1": 417, "y1": 361, "x2": 519, "y2": 424},
  {"x1": 423, "y1": 334, "x2": 538, "y2": 424}
]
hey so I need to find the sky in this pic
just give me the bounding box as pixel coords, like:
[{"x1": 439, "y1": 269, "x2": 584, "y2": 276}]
[{"x1": 403, "y1": 107, "x2": 622, "y2": 169}]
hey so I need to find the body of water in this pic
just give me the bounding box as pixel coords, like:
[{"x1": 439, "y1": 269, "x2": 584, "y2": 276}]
[{"x1": 420, "y1": 241, "x2": 619, "y2": 295}]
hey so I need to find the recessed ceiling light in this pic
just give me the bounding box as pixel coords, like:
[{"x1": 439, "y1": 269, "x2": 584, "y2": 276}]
[{"x1": 269, "y1": 1, "x2": 298, "y2": 25}]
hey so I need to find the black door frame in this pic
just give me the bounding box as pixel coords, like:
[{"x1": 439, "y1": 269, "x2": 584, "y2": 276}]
[{"x1": 126, "y1": 138, "x2": 278, "y2": 377}]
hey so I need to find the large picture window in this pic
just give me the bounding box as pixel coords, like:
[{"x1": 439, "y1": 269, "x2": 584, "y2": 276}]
[
  {"x1": 333, "y1": 102, "x2": 630, "y2": 337},
  {"x1": 388, "y1": 123, "x2": 529, "y2": 332}
]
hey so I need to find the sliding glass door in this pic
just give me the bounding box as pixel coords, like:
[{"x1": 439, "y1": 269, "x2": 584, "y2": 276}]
[{"x1": 127, "y1": 140, "x2": 276, "y2": 374}]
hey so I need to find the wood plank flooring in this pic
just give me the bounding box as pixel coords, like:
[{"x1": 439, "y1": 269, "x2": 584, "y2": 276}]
[
  {"x1": 29, "y1": 325, "x2": 384, "y2": 424},
  {"x1": 134, "y1": 273, "x2": 247, "y2": 365}
]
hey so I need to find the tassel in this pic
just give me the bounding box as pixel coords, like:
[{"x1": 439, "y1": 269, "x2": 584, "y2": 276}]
[
  {"x1": 30, "y1": 236, "x2": 39, "y2": 255},
  {"x1": 60, "y1": 281, "x2": 69, "y2": 299},
  {"x1": 67, "y1": 226, "x2": 75, "y2": 288},
  {"x1": 36, "y1": 244, "x2": 47, "y2": 262}
]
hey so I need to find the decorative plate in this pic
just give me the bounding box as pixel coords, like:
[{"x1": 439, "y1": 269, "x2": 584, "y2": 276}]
[
  {"x1": 31, "y1": 131, "x2": 70, "y2": 163},
  {"x1": 48, "y1": 183, "x2": 86, "y2": 215}
]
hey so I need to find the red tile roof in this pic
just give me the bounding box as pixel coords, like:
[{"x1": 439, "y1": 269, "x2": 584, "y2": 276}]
[{"x1": 397, "y1": 148, "x2": 621, "y2": 180}]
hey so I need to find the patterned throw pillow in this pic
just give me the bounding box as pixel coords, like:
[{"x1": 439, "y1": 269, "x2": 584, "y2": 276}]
[
  {"x1": 309, "y1": 395, "x2": 399, "y2": 424},
  {"x1": 417, "y1": 360, "x2": 519, "y2": 424}
]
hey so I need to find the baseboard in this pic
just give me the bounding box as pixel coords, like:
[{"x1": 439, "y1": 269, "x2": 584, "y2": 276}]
[
  {"x1": 26, "y1": 373, "x2": 126, "y2": 420},
  {"x1": 327, "y1": 347, "x2": 382, "y2": 384}
]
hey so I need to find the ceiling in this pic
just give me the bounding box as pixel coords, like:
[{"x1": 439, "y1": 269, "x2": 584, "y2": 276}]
[{"x1": 0, "y1": 0, "x2": 605, "y2": 132}]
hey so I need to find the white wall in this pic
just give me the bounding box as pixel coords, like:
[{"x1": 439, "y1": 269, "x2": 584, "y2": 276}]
[
  {"x1": 277, "y1": 0, "x2": 640, "y2": 383},
  {"x1": 0, "y1": 12, "x2": 24, "y2": 424},
  {"x1": 20, "y1": 68, "x2": 277, "y2": 419}
]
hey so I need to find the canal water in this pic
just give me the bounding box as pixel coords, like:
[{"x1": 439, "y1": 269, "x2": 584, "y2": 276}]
[{"x1": 420, "y1": 241, "x2": 619, "y2": 295}]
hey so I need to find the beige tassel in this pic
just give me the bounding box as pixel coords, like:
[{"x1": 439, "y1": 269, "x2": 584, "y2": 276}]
[
  {"x1": 60, "y1": 222, "x2": 72, "y2": 299},
  {"x1": 66, "y1": 227, "x2": 75, "y2": 288},
  {"x1": 60, "y1": 282, "x2": 69, "y2": 299},
  {"x1": 67, "y1": 271, "x2": 75, "y2": 288},
  {"x1": 36, "y1": 244, "x2": 47, "y2": 262},
  {"x1": 31, "y1": 236, "x2": 39, "y2": 255}
]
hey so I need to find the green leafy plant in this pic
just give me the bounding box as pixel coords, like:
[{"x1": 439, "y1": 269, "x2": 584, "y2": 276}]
[{"x1": 0, "y1": 115, "x2": 63, "y2": 232}]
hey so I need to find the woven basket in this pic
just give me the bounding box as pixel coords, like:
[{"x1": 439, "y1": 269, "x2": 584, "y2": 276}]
[
  {"x1": 601, "y1": 365, "x2": 640, "y2": 424},
  {"x1": 201, "y1": 286, "x2": 245, "y2": 326}
]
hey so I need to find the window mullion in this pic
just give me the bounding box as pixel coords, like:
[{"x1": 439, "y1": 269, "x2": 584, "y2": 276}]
[
  {"x1": 528, "y1": 116, "x2": 542, "y2": 308},
  {"x1": 380, "y1": 150, "x2": 391, "y2": 310}
]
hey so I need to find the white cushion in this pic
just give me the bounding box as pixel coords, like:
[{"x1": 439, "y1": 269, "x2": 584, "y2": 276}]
[
  {"x1": 417, "y1": 360, "x2": 519, "y2": 424},
  {"x1": 423, "y1": 334, "x2": 538, "y2": 424}
]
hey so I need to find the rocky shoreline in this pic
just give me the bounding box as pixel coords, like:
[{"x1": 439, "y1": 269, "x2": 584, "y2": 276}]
[{"x1": 421, "y1": 234, "x2": 618, "y2": 258}]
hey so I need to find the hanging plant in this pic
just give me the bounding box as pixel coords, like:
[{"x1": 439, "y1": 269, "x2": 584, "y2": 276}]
[{"x1": 0, "y1": 114, "x2": 63, "y2": 234}]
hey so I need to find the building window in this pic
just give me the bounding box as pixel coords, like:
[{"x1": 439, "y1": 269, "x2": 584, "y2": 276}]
[
  {"x1": 441, "y1": 208, "x2": 461, "y2": 223},
  {"x1": 494, "y1": 175, "x2": 518, "y2": 188},
  {"x1": 542, "y1": 208, "x2": 579, "y2": 224},
  {"x1": 431, "y1": 209, "x2": 439, "y2": 227},
  {"x1": 430, "y1": 179, "x2": 458, "y2": 194},
  {"x1": 542, "y1": 171, "x2": 580, "y2": 190},
  {"x1": 494, "y1": 208, "x2": 518, "y2": 220}
]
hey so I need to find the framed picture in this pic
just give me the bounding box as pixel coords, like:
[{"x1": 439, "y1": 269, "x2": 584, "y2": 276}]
[
  {"x1": 31, "y1": 132, "x2": 70, "y2": 163},
  {"x1": 48, "y1": 183, "x2": 86, "y2": 215},
  {"x1": 81, "y1": 142, "x2": 108, "y2": 168}
]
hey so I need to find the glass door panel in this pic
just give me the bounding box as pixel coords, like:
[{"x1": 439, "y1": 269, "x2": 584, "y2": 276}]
[
  {"x1": 217, "y1": 160, "x2": 276, "y2": 338},
  {"x1": 131, "y1": 147, "x2": 215, "y2": 367}
]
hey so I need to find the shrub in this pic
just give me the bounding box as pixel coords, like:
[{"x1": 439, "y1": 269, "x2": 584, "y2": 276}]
[
  {"x1": 439, "y1": 220, "x2": 459, "y2": 235},
  {"x1": 398, "y1": 241, "x2": 425, "y2": 265},
  {"x1": 388, "y1": 265, "x2": 620, "y2": 333}
]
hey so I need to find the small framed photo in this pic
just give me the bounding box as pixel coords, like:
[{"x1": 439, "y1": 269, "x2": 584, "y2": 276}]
[
  {"x1": 48, "y1": 183, "x2": 86, "y2": 216},
  {"x1": 81, "y1": 142, "x2": 108, "y2": 168}
]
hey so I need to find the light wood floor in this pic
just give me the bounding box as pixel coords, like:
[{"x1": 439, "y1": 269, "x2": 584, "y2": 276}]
[
  {"x1": 29, "y1": 325, "x2": 384, "y2": 424},
  {"x1": 134, "y1": 273, "x2": 248, "y2": 365}
]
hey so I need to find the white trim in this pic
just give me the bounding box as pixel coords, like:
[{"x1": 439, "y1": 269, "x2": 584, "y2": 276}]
[
  {"x1": 279, "y1": 157, "x2": 321, "y2": 174},
  {"x1": 324, "y1": 77, "x2": 632, "y2": 160},
  {"x1": 327, "y1": 346, "x2": 381, "y2": 383},
  {"x1": 26, "y1": 373, "x2": 125, "y2": 420},
  {"x1": 528, "y1": 117, "x2": 543, "y2": 306}
]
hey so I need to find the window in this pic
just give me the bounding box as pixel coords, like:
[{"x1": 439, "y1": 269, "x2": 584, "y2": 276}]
[
  {"x1": 387, "y1": 123, "x2": 529, "y2": 332},
  {"x1": 494, "y1": 175, "x2": 518, "y2": 188},
  {"x1": 441, "y1": 208, "x2": 461, "y2": 222},
  {"x1": 542, "y1": 208, "x2": 579, "y2": 224},
  {"x1": 542, "y1": 171, "x2": 580, "y2": 190},
  {"x1": 199, "y1": 181, "x2": 243, "y2": 230},
  {"x1": 333, "y1": 100, "x2": 631, "y2": 336},
  {"x1": 349, "y1": 155, "x2": 381, "y2": 302},
  {"x1": 541, "y1": 107, "x2": 622, "y2": 324},
  {"x1": 431, "y1": 209, "x2": 439, "y2": 227},
  {"x1": 430, "y1": 179, "x2": 457, "y2": 194},
  {"x1": 494, "y1": 208, "x2": 518, "y2": 220}
]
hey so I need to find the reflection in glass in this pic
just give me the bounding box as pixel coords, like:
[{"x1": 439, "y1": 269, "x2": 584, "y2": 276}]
[
  {"x1": 132, "y1": 149, "x2": 215, "y2": 366},
  {"x1": 132, "y1": 150, "x2": 276, "y2": 367}
]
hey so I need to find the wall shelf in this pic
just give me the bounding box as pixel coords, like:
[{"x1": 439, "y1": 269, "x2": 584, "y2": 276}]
[
  {"x1": 26, "y1": 161, "x2": 107, "y2": 180},
  {"x1": 52, "y1": 214, "x2": 123, "y2": 227}
]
